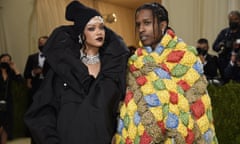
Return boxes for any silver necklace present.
[80,49,100,65]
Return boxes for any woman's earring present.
[78,34,82,44]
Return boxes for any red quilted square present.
[177,80,190,91]
[167,50,185,63]
[129,64,137,72]
[169,91,178,104]
[159,63,170,73]
[157,120,166,134]
[190,99,205,119]
[124,91,134,106]
[140,131,152,144]
[185,128,195,144]
[136,76,148,86]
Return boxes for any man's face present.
[135,9,165,48]
[228,13,240,30]
[196,43,208,55]
[38,38,48,47]
[197,43,208,51]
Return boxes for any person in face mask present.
[23,36,49,96]
[0,53,23,143]
[197,38,221,84]
[23,36,49,144]
[225,50,240,83]
[212,10,240,84]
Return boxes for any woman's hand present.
[9,61,20,75]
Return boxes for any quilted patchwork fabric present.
[115,30,218,144]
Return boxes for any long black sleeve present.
[24,70,60,144]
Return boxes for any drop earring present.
[78,34,82,44]
[162,28,165,35]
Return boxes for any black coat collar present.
[42,26,129,95]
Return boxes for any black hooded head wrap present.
[65,1,102,36]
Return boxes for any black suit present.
[203,53,220,80]
[24,52,50,94]
[24,52,49,144]
[24,53,43,95]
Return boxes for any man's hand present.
[32,67,43,75]
[26,79,32,89]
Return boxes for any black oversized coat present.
[24,26,129,144]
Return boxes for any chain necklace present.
[80,49,100,65]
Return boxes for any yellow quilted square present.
[163,79,178,93]
[120,104,127,119]
[161,34,172,47]
[169,103,180,115]
[127,99,138,116]
[128,122,137,140]
[146,71,159,82]
[180,51,197,67]
[177,121,188,137]
[156,90,170,104]
[175,41,187,50]
[201,94,212,111]
[150,107,163,121]
[137,123,145,136]
[178,94,189,112]
[141,82,155,95]
[188,116,194,130]
[182,68,200,86]
[134,55,144,69]
[150,52,163,64]
[197,114,210,134]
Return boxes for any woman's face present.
[83,16,105,49]
[135,9,166,48]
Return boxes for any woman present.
[114,3,218,144]
[24,1,129,144]
[0,53,22,143]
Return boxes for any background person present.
[224,50,240,83]
[196,38,221,84]
[212,10,240,84]
[23,36,49,144]
[0,53,23,144]
[24,36,49,102]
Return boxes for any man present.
[24,36,49,98]
[225,50,240,83]
[23,36,49,144]
[213,10,240,83]
[114,2,218,144]
[197,38,220,84]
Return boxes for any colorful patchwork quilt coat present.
[115,30,218,144]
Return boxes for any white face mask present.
[87,16,104,25]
